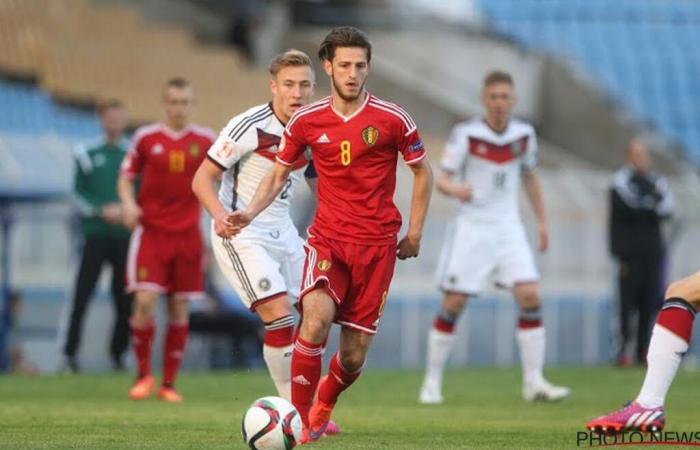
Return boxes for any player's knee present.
[665,278,699,307]
[515,284,540,309]
[519,294,540,309]
[301,315,332,341]
[338,351,365,373]
[442,292,468,314]
[133,299,154,320]
[256,297,292,323]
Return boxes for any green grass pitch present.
[0,367,698,449]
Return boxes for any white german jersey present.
[207,103,308,230]
[441,118,537,222]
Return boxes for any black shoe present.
[61,356,80,374]
[111,355,126,372]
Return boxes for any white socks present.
[516,326,546,386]
[423,328,456,388]
[636,325,688,408]
[263,343,293,401]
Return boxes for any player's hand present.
[538,224,549,253]
[452,183,473,203]
[397,234,421,260]
[227,210,253,235]
[213,211,236,238]
[121,203,142,230]
[101,203,123,224]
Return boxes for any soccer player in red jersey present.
[117,78,216,403]
[228,26,433,442]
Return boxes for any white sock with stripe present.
[636,299,696,409]
[635,325,687,409]
[516,326,546,386]
[263,315,295,401]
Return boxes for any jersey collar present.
[159,123,192,140]
[482,118,510,136]
[268,101,287,126]
[330,91,370,122]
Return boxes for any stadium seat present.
[475,0,700,160]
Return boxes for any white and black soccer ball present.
[241,396,302,450]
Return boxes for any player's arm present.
[117,136,144,230]
[398,158,434,260]
[192,159,235,238]
[117,173,140,230]
[437,123,471,202]
[654,176,674,219]
[229,162,292,232]
[435,169,472,202]
[522,168,548,253]
[72,149,98,217]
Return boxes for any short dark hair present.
[484,71,514,88]
[96,98,123,115]
[269,49,313,77]
[165,77,191,90]
[318,26,372,63]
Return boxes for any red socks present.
[131,319,155,379]
[162,322,189,388]
[318,353,363,406]
[264,315,295,347]
[433,309,458,333]
[518,307,542,329]
[291,337,323,426]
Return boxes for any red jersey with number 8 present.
[277,93,426,245]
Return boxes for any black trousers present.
[617,255,662,362]
[64,235,132,361]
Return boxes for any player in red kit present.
[117,78,215,402]
[228,27,433,442]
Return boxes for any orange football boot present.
[157,386,183,403]
[129,375,154,400]
[301,401,334,443]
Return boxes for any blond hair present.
[269,49,313,77]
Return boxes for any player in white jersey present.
[419,71,570,404]
[192,50,317,401]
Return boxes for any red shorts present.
[126,225,204,298]
[300,231,397,334]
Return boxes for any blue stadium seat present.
[0,80,99,138]
[476,0,700,162]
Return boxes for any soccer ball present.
[241,396,302,450]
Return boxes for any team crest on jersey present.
[317,260,332,272]
[217,141,234,159]
[361,126,380,147]
[189,143,200,157]
[138,267,149,280]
